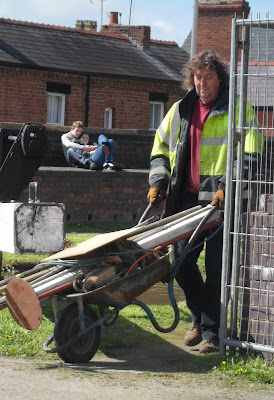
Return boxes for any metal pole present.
[229,21,250,343]
[101,0,103,26]
[190,0,199,56]
[219,18,239,355]
[129,0,133,25]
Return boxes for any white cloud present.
[151,20,173,34]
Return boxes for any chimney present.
[76,20,97,31]
[109,12,119,25]
[101,12,151,50]
[197,0,250,61]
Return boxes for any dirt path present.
[0,335,274,400]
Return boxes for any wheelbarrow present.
[0,204,223,363]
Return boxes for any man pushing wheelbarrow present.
[147,50,263,354]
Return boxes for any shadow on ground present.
[38,311,221,375]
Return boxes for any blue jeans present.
[66,135,115,168]
[91,135,114,167]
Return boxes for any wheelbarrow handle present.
[170,204,219,280]
[137,203,154,225]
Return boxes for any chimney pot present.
[109,12,119,25]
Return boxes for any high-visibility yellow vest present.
[149,90,264,206]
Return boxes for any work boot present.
[184,322,202,346]
[198,339,219,354]
[86,160,102,170]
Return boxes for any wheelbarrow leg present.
[51,295,59,322]
[76,296,86,331]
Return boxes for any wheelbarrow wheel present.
[54,303,101,363]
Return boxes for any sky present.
[0,0,274,47]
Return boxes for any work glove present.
[147,187,166,205]
[211,189,225,210]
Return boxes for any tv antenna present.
[89,0,104,26]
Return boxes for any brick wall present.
[101,25,151,50]
[0,66,182,130]
[88,77,181,129]
[240,199,274,356]
[197,0,250,61]
[18,167,164,224]
[0,66,87,125]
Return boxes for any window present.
[149,102,164,130]
[104,107,113,129]
[47,92,65,125]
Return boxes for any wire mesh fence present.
[220,17,274,359]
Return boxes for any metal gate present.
[219,16,274,358]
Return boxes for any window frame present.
[149,101,164,130]
[104,107,113,129]
[46,92,66,125]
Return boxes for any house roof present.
[150,40,189,74]
[250,25,274,62]
[182,31,192,55]
[0,18,187,83]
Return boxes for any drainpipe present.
[84,75,90,127]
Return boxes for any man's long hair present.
[182,50,229,91]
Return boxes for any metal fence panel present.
[220,17,274,358]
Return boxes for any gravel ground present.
[0,337,274,400]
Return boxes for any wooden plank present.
[43,206,201,261]
[5,278,42,330]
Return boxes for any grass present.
[0,221,274,385]
[213,354,274,384]
[0,299,273,385]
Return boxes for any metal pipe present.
[136,205,220,250]
[230,22,250,343]
[234,19,274,28]
[84,75,90,127]
[219,18,239,356]
[33,271,77,296]
[223,338,274,354]
[0,266,57,294]
[30,264,73,286]
[136,205,212,242]
[0,262,63,289]
[190,0,199,56]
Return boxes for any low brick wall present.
[240,203,274,357]
[19,167,164,224]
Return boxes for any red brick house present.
[0,13,188,130]
[196,0,250,61]
[0,1,253,131]
[0,0,257,224]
